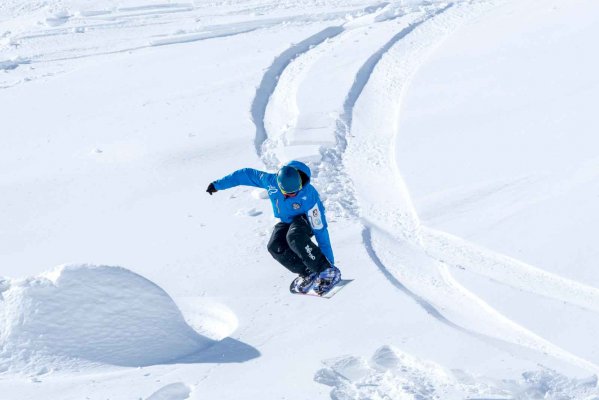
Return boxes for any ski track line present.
[256,0,483,334]
[31,21,273,64]
[361,226,465,331]
[251,25,344,156]
[343,0,599,373]
[10,4,390,71]
[364,222,599,373]
[316,4,452,219]
[360,224,595,371]
[254,3,440,220]
[422,227,599,313]
[252,2,391,160]
[254,0,599,373]
[337,4,451,141]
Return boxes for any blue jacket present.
[213,161,335,264]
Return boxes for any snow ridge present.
[254,2,393,166]
[252,25,344,157]
[0,265,213,374]
[423,227,599,313]
[320,4,450,220]
[361,227,462,330]
[339,4,451,136]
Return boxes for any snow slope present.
[2,0,599,399]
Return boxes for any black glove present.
[206,182,217,195]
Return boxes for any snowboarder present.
[206,161,341,294]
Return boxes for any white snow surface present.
[0,265,214,373]
[2,0,599,399]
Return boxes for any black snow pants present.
[267,215,331,276]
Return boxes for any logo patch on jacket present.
[292,203,301,210]
[308,204,323,229]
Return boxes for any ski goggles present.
[279,183,302,196]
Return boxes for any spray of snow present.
[316,345,599,400]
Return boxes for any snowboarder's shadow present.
[171,337,261,364]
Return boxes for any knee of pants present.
[286,227,309,250]
[267,240,284,257]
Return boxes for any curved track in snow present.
[253,0,599,374]
[251,26,344,155]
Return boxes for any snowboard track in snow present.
[251,2,393,159]
[337,3,452,136]
[344,0,599,374]
[251,25,344,155]
[361,225,588,363]
[361,226,460,329]
[255,0,599,375]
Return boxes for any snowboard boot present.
[290,272,318,294]
[314,266,341,295]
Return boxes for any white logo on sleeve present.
[308,204,324,230]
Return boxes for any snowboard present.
[290,279,353,299]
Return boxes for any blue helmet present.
[276,166,302,194]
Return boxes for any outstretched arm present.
[209,168,271,192]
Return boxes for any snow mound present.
[315,345,599,399]
[146,382,192,400]
[176,298,238,341]
[0,265,214,373]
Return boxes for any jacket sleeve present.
[306,198,335,265]
[212,168,271,191]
